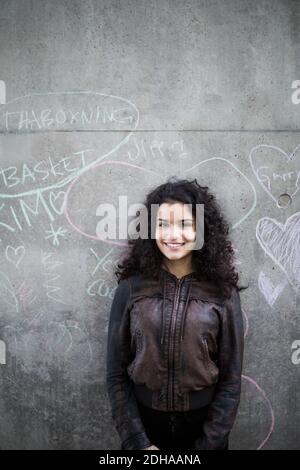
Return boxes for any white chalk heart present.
[256,212,300,288]
[249,144,300,204]
[5,245,25,268]
[49,191,66,215]
[258,272,288,306]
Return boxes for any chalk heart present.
[258,272,287,307]
[5,245,25,268]
[49,191,66,215]
[65,158,255,241]
[184,157,256,229]
[256,212,300,288]
[249,144,300,203]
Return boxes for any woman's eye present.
[158,221,192,228]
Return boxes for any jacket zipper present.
[168,277,182,410]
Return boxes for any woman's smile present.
[163,242,186,250]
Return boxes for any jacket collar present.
[160,266,197,282]
[129,269,222,304]
[128,268,223,345]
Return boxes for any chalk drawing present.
[0,188,74,236]
[123,137,188,162]
[44,224,68,246]
[87,277,116,299]
[249,144,300,205]
[3,105,135,131]
[0,191,52,234]
[64,160,161,243]
[124,136,151,161]
[240,302,274,449]
[64,320,93,366]
[2,325,45,412]
[0,271,20,312]
[0,92,139,198]
[242,375,275,450]
[5,244,25,268]
[46,320,93,367]
[27,309,47,327]
[171,140,188,160]
[183,157,257,229]
[42,272,66,304]
[256,212,300,289]
[0,203,15,236]
[41,250,66,304]
[89,247,116,277]
[0,91,140,238]
[0,339,6,364]
[16,279,37,310]
[0,88,279,447]
[87,248,119,299]
[3,318,93,379]
[258,272,288,307]
[0,80,6,104]
[1,91,139,131]
[0,152,90,192]
[49,190,67,215]
[47,321,74,354]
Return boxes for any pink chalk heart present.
[184,157,256,229]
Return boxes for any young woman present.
[106,177,248,450]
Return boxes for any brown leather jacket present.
[106,268,244,450]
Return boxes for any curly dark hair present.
[115,177,249,300]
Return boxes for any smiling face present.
[155,202,197,261]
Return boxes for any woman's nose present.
[167,225,183,240]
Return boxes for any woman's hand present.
[143,444,160,450]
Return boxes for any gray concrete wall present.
[0,0,299,449]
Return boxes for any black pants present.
[121,401,211,450]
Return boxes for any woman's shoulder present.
[115,273,164,302]
[189,279,225,306]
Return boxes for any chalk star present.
[45,224,68,246]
